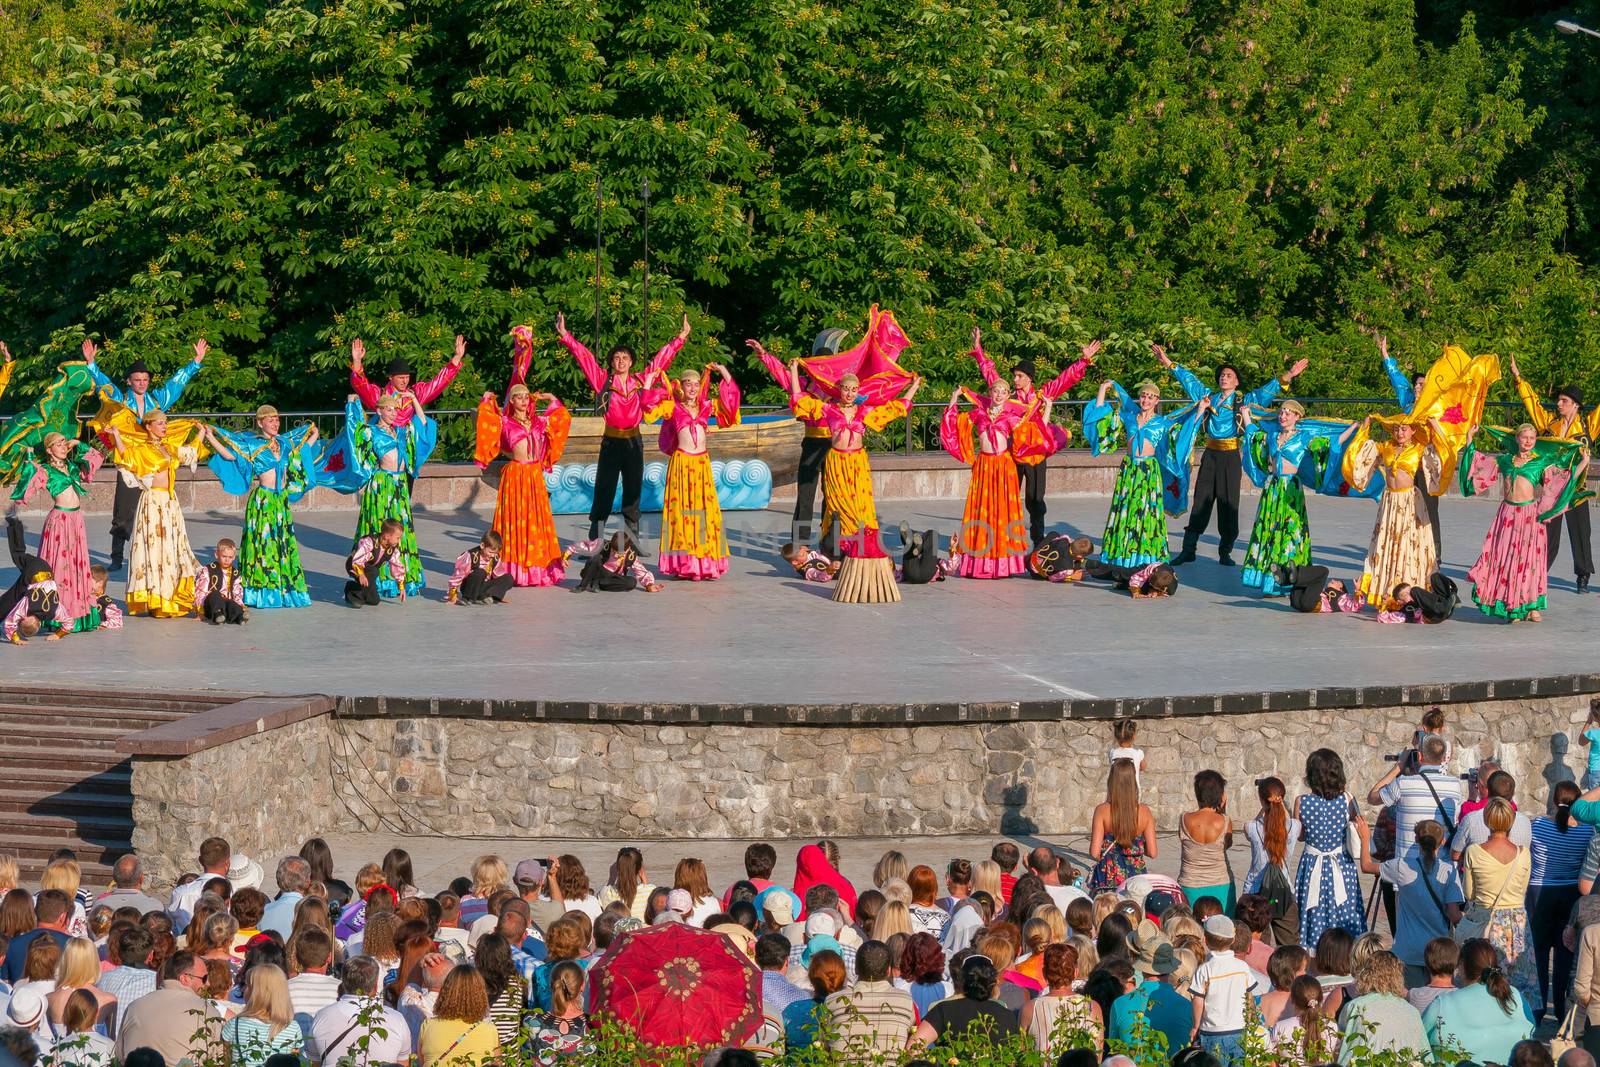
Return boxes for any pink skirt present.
[40,508,94,622]
[1467,501,1548,620]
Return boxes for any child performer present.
[1084,559,1180,599]
[781,541,838,583]
[940,381,1045,578]
[200,409,321,608]
[349,334,464,480]
[1458,423,1588,622]
[64,565,121,634]
[323,391,436,598]
[655,363,741,580]
[1508,355,1599,592]
[195,539,246,625]
[1376,574,1459,624]
[346,519,407,609]
[575,532,663,592]
[449,530,515,605]
[5,432,103,626]
[475,327,570,586]
[1237,401,1347,596]
[1,517,59,642]
[97,406,208,618]
[1277,565,1365,614]
[1027,534,1093,583]
[557,312,690,547]
[968,328,1099,546]
[1082,378,1206,568]
[785,359,921,557]
[85,338,208,570]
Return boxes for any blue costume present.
[206,424,320,608]
[1082,383,1202,567]
[1168,363,1285,563]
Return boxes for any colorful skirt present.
[956,452,1028,578]
[1101,456,1168,568]
[126,489,200,618]
[1476,905,1544,1016]
[240,486,311,608]
[1242,476,1311,596]
[820,448,882,557]
[355,470,423,597]
[1088,839,1148,894]
[38,507,94,622]
[1358,488,1436,606]
[1466,501,1547,620]
[659,451,729,580]
[493,461,565,586]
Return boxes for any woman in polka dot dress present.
[1294,748,1367,946]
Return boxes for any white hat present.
[7,984,47,1029]
[804,911,837,938]
[1203,914,1236,940]
[227,853,264,891]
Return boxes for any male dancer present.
[969,328,1098,546]
[1,517,58,642]
[86,338,208,570]
[350,334,465,479]
[749,329,847,550]
[1509,355,1597,593]
[1378,334,1442,555]
[558,312,689,548]
[1155,343,1309,565]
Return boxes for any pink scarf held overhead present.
[792,844,858,921]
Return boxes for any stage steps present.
[0,688,228,884]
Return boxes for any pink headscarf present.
[792,844,857,921]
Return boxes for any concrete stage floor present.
[4,493,1595,702]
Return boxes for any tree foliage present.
[0,0,1596,417]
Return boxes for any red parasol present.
[588,923,763,1049]
[798,305,914,405]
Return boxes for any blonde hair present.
[1353,951,1407,999]
[471,855,510,898]
[1035,904,1067,946]
[57,937,101,988]
[1068,934,1098,975]
[353,864,385,897]
[873,851,909,889]
[1351,932,1392,972]
[972,861,1002,901]
[1484,797,1516,835]
[1022,917,1053,956]
[1092,892,1120,931]
[872,901,913,942]
[879,879,911,907]
[1164,915,1204,945]
[242,963,294,1036]
[0,856,16,894]
[199,913,239,956]
[975,931,1016,972]
[42,858,81,900]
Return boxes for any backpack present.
[1259,862,1294,920]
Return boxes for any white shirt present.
[287,972,342,1032]
[563,895,602,921]
[1450,809,1533,856]
[466,914,498,948]
[1190,950,1253,1032]
[1378,769,1465,858]
[1110,746,1146,786]
[688,897,720,928]
[396,986,438,1047]
[1043,883,1089,912]
[168,875,229,933]
[48,1031,112,1066]
[306,995,412,1066]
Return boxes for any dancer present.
[200,410,321,608]
[64,566,120,634]
[5,432,103,626]
[474,327,570,586]
[1082,378,1205,568]
[940,382,1045,577]
[195,539,246,625]
[0,346,98,486]
[969,328,1098,545]
[1459,423,1588,622]
[574,531,663,592]
[349,335,464,476]
[655,363,741,580]
[97,405,208,618]
[86,338,208,571]
[557,312,689,546]
[0,342,13,400]
[1237,402,1347,596]
[782,541,837,583]
[750,331,846,549]
[1277,565,1364,614]
[1083,560,1180,599]
[1028,534,1093,583]
[345,520,407,609]
[1377,574,1459,624]
[1509,357,1598,592]
[1378,335,1442,554]
[322,392,436,598]
[1341,414,1450,607]
[1,517,58,642]
[1156,344,1309,565]
[448,531,515,605]
[785,358,921,557]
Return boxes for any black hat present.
[810,328,848,357]
[385,357,416,380]
[1014,357,1036,381]
[1557,385,1584,408]
[125,361,151,378]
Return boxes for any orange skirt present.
[957,452,1029,577]
[493,461,565,586]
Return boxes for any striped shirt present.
[1530,816,1595,886]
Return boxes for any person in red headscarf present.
[792,843,858,921]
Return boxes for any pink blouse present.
[560,332,684,431]
[501,403,564,465]
[941,395,1029,462]
[657,380,741,456]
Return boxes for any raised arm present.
[1039,340,1099,400]
[150,338,207,411]
[349,340,380,408]
[1510,357,1554,432]
[1159,346,1207,403]
[643,316,691,378]
[412,335,466,405]
[199,425,236,462]
[556,313,607,395]
[1379,336,1416,410]
[970,327,1001,389]
[748,339,794,391]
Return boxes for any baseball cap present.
[804,911,837,938]
[1144,890,1181,921]
[666,889,694,914]
[513,859,546,886]
[1203,915,1236,940]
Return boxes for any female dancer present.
[1238,401,1343,595]
[1340,415,1449,607]
[786,359,920,556]
[1509,356,1598,592]
[97,406,208,617]
[4,432,103,625]
[200,409,320,608]
[324,391,436,598]
[0,341,13,399]
[1459,423,1587,622]
[940,382,1046,577]
[474,332,570,587]
[1083,379,1205,567]
[655,364,740,580]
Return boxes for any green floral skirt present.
[1242,476,1311,596]
[1102,456,1168,567]
[242,486,311,608]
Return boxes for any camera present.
[1460,767,1479,786]
[1384,749,1422,775]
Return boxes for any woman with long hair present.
[1422,937,1533,1063]
[5,431,105,625]
[297,838,351,911]
[1019,942,1101,1055]
[1458,797,1544,1016]
[1178,769,1236,911]
[597,848,653,922]
[1527,779,1593,1020]
[940,376,1048,577]
[381,848,417,901]
[873,850,908,890]
[221,963,303,1066]
[285,896,342,974]
[673,858,719,927]
[871,901,913,943]
[654,362,740,579]
[1244,775,1302,945]
[550,856,601,921]
[1089,758,1157,893]
[781,950,848,1051]
[386,930,436,1009]
[0,889,35,938]
[419,964,500,1067]
[1341,413,1452,607]
[473,933,528,1045]
[45,938,115,1028]
[49,988,114,1067]
[458,856,511,927]
[524,959,591,1062]
[532,917,590,1012]
[1268,974,1339,1065]
[1294,748,1366,946]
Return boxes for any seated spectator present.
[912,955,1020,1047]
[1337,951,1427,1064]
[221,963,302,1067]
[1258,944,1309,1028]
[824,940,915,1056]
[46,938,114,1031]
[397,953,453,1047]
[1423,937,1534,1064]
[523,960,589,1061]
[308,955,412,1066]
[1020,943,1100,1056]
[48,988,113,1067]
[2,890,71,985]
[1268,974,1339,1066]
[113,951,222,1066]
[781,950,846,1051]
[96,857,165,918]
[1109,940,1189,1055]
[905,867,948,939]
[96,924,157,1030]
[1407,937,1458,1015]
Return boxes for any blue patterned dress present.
[1295,793,1366,946]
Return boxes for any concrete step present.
[0,750,132,773]
[0,788,133,817]
[0,810,135,839]
[0,722,134,750]
[2,765,133,794]
[0,703,188,727]
[5,832,130,869]
[0,688,232,712]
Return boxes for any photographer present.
[1368,733,1464,929]
[1450,771,1531,862]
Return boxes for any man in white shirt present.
[97,856,166,917]
[286,928,342,1034]
[167,837,232,934]
[1027,846,1089,911]
[1450,771,1533,860]
[261,856,312,939]
[306,956,412,1066]
[396,954,452,1046]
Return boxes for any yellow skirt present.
[659,451,728,579]
[958,452,1029,578]
[820,448,879,548]
[126,489,200,618]
[1358,488,1438,606]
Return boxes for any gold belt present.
[602,425,641,439]
[1205,438,1240,452]
[804,425,832,439]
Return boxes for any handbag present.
[1453,854,1516,945]
[1553,1000,1587,1060]
[1343,794,1362,860]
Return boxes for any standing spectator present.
[1575,900,1600,1059]
[1451,771,1533,860]
[1368,734,1463,929]
[1179,771,1236,911]
[221,963,302,1066]
[259,857,311,940]
[1423,938,1534,1063]
[1243,776,1301,946]
[458,856,510,927]
[755,934,809,1016]
[169,837,232,934]
[722,844,779,911]
[96,857,164,917]
[418,964,499,1067]
[307,955,413,1066]
[793,845,857,921]
[911,956,1020,1047]
[1109,719,1146,785]
[1528,781,1593,1021]
[1019,943,1100,1056]
[285,927,340,1032]
[825,940,915,1056]
[904,867,948,938]
[1354,817,1462,988]
[597,848,653,921]
[548,856,602,922]
[1335,951,1427,1065]
[523,960,589,1062]
[1461,797,1543,1016]
[1089,759,1157,893]
[2,890,71,984]
[1295,749,1366,947]
[1406,938,1459,1014]
[113,951,222,1066]
[673,859,720,927]
[1188,915,1252,1063]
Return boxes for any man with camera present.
[1368,733,1464,929]
[1449,770,1532,862]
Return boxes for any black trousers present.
[110,478,142,562]
[1529,882,1580,1019]
[590,434,643,540]
[1016,459,1047,545]
[1422,489,1442,558]
[1181,447,1242,558]
[793,436,831,544]
[1548,505,1594,579]
[460,570,515,603]
[202,592,244,624]
[1286,564,1330,613]
[344,577,381,607]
